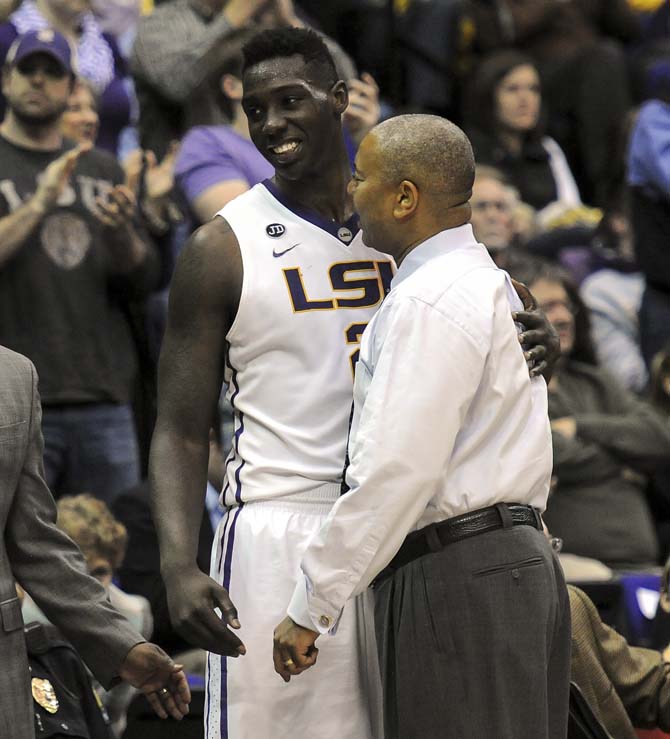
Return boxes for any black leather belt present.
[373,503,542,587]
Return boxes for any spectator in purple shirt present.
[0,0,131,154]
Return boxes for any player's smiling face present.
[242,55,347,181]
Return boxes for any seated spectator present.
[512,257,670,568]
[57,494,153,636]
[23,493,153,637]
[466,50,582,216]
[580,210,648,394]
[470,164,522,269]
[175,27,380,224]
[0,0,132,154]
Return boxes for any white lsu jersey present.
[216,181,393,507]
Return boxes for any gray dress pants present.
[374,523,571,739]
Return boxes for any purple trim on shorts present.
[216,508,232,592]
[207,507,231,738]
[205,652,212,733]
[220,505,243,739]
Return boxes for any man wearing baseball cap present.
[5,27,76,78]
[0,27,160,506]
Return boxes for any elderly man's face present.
[470,176,514,251]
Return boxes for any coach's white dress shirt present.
[287,224,552,634]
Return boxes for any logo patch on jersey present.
[266,223,286,238]
[273,243,300,258]
[337,227,353,243]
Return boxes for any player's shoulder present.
[172,216,241,310]
[188,215,240,258]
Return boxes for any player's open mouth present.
[270,140,300,154]
[269,140,303,163]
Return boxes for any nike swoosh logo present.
[272,243,300,258]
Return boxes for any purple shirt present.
[175,125,273,213]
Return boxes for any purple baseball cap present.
[6,29,76,75]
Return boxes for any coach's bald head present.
[374,114,474,206]
[349,114,475,264]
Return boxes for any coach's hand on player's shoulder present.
[164,568,246,657]
[511,278,561,380]
[273,616,319,683]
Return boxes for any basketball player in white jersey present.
[149,28,559,739]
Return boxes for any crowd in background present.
[3,0,670,736]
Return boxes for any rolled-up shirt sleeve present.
[287,296,487,633]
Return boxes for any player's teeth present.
[274,142,298,154]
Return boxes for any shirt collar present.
[392,223,477,288]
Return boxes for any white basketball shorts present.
[205,485,383,739]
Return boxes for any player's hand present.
[32,143,92,212]
[272,616,319,683]
[344,73,381,145]
[164,568,246,657]
[511,278,560,380]
[95,185,136,230]
[119,642,191,720]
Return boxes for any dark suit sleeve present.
[5,360,144,689]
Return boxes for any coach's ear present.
[331,80,348,115]
[393,180,419,222]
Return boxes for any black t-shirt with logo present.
[0,135,158,405]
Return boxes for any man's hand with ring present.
[273,616,319,683]
[118,642,191,719]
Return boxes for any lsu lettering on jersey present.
[217,180,393,507]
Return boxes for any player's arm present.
[149,217,245,657]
